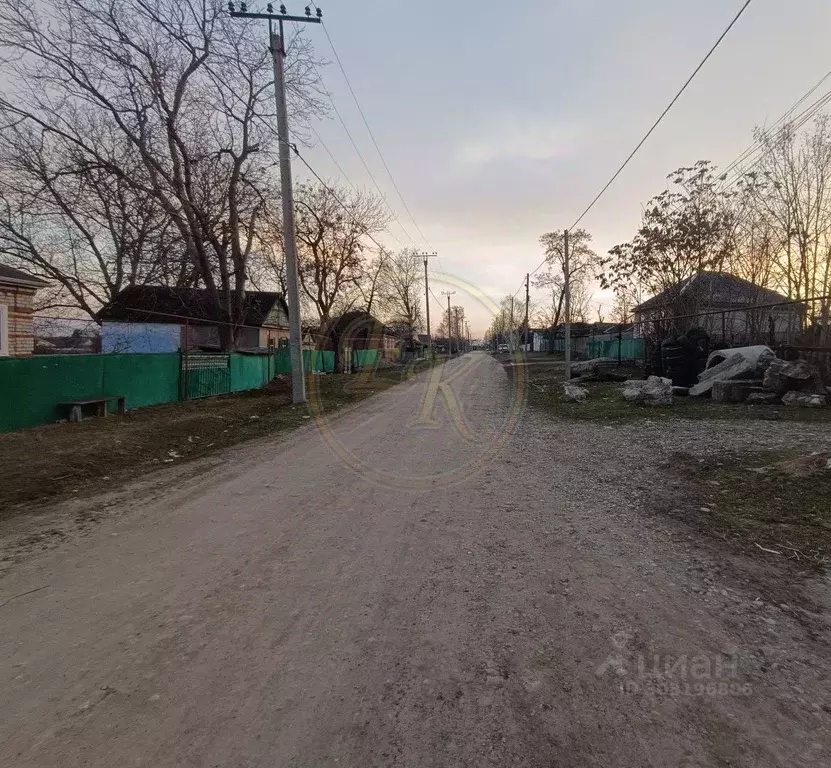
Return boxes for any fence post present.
[182,319,190,401]
[618,327,623,367]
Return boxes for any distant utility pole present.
[229,2,323,405]
[510,295,515,351]
[524,272,530,352]
[564,228,571,381]
[442,290,456,355]
[416,253,437,358]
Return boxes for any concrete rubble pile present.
[686,345,827,408]
[562,382,589,402]
[622,376,673,406]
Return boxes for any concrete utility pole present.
[416,253,437,359]
[442,290,456,355]
[564,228,571,381]
[510,295,514,351]
[524,272,530,352]
[230,2,322,405]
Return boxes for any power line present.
[720,67,831,181]
[720,83,831,188]
[306,124,404,247]
[287,17,415,246]
[568,0,754,231]
[313,9,435,253]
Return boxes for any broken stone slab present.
[763,358,825,395]
[562,382,588,402]
[711,379,763,403]
[689,353,757,397]
[746,392,780,405]
[570,357,618,377]
[704,345,775,374]
[782,391,827,408]
[623,375,673,406]
[672,386,689,397]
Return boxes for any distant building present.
[97,285,289,353]
[0,265,47,357]
[633,272,804,344]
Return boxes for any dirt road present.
[1,353,828,767]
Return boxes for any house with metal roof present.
[96,285,289,353]
[632,272,804,345]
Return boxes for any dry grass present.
[668,451,831,571]
[0,359,436,514]
[507,354,831,425]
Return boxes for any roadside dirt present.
[0,362,430,513]
[0,353,828,767]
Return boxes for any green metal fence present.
[0,346,385,432]
[587,337,645,361]
[0,353,181,432]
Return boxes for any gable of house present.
[634,272,796,316]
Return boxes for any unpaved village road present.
[1,353,829,767]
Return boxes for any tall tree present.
[535,228,599,326]
[748,116,831,319]
[292,181,390,324]
[0,0,324,345]
[603,161,736,319]
[378,248,423,345]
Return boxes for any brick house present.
[0,265,47,357]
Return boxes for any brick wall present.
[0,284,37,357]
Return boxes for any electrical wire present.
[511,0,755,298]
[567,0,754,231]
[720,84,831,188]
[720,67,831,182]
[320,22,434,250]
[308,1,437,264]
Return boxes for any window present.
[0,303,8,356]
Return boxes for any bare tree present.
[293,181,390,324]
[603,162,737,322]
[355,251,388,316]
[610,280,644,324]
[0,0,325,345]
[748,117,831,319]
[0,125,193,316]
[535,228,599,326]
[377,248,423,344]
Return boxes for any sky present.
[295,0,831,336]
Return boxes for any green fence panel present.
[352,348,379,369]
[274,348,291,374]
[587,338,645,360]
[0,355,105,431]
[230,353,271,392]
[103,354,181,409]
[274,349,336,374]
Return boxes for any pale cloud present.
[299,0,831,336]
[456,117,588,165]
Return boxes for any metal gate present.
[181,353,231,400]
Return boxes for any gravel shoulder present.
[0,352,828,767]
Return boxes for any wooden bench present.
[58,396,126,423]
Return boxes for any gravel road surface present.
[1,352,828,767]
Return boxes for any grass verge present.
[509,355,831,425]
[0,357,439,514]
[668,451,831,571]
